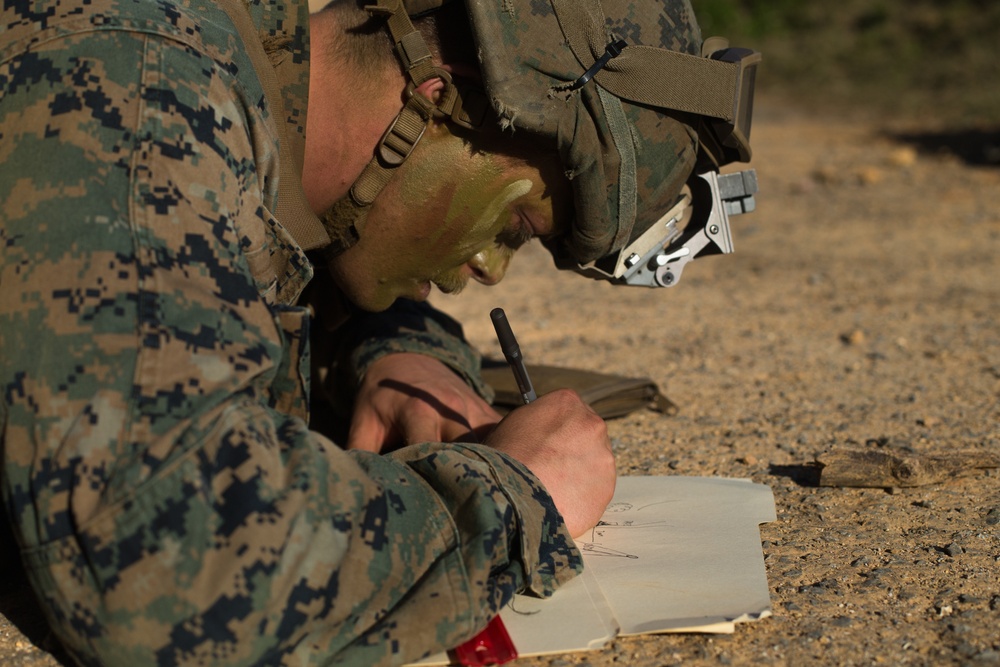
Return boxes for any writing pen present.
[448,309,534,666]
[490,307,536,404]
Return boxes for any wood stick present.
[816,447,1000,488]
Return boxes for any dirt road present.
[3,100,999,666]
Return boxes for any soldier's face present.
[328,122,570,312]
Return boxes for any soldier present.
[0,0,752,664]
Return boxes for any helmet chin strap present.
[321,0,488,258]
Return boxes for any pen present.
[490,307,536,404]
[449,308,533,666]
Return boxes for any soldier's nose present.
[468,248,510,286]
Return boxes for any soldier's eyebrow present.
[495,222,533,249]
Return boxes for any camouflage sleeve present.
[303,274,494,439]
[344,442,583,662]
[0,21,579,667]
[344,297,495,399]
[303,273,494,405]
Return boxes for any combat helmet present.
[327,0,760,287]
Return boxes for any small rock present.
[831,616,853,628]
[935,603,954,617]
[943,543,964,557]
[841,329,866,346]
[851,556,872,567]
[887,146,918,168]
[985,508,1000,526]
[856,166,885,186]
[956,641,979,658]
[811,165,840,185]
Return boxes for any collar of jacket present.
[219,0,331,252]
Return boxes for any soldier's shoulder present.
[1,0,241,63]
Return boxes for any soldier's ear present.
[411,77,446,104]
[410,62,482,105]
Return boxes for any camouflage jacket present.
[0,0,582,664]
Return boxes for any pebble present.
[957,641,979,658]
[944,543,964,557]
[811,165,840,185]
[936,603,954,617]
[856,166,885,186]
[985,508,1000,526]
[887,146,918,168]
[862,568,890,588]
[841,329,866,346]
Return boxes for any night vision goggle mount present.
[574,168,758,288]
[569,37,761,288]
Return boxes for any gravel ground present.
[3,100,999,666]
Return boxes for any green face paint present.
[327,123,569,312]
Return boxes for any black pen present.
[490,307,536,404]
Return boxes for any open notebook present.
[411,476,776,664]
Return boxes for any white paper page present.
[581,476,776,635]
[496,564,617,656]
[408,476,775,665]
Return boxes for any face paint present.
[424,178,532,292]
[326,122,569,312]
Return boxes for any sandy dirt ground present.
[2,99,999,665]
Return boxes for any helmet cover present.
[441,0,703,264]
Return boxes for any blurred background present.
[691,0,1000,128]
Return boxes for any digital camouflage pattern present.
[463,0,703,265]
[0,0,581,664]
[461,0,702,265]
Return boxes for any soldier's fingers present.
[398,408,444,446]
[431,401,496,443]
[345,411,391,452]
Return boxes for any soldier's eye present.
[495,220,533,250]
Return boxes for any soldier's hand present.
[484,389,616,538]
[346,353,502,452]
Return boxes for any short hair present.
[320,0,478,83]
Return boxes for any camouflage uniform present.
[0,0,581,664]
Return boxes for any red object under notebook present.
[451,615,518,666]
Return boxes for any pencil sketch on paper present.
[579,498,678,559]
[578,542,639,559]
